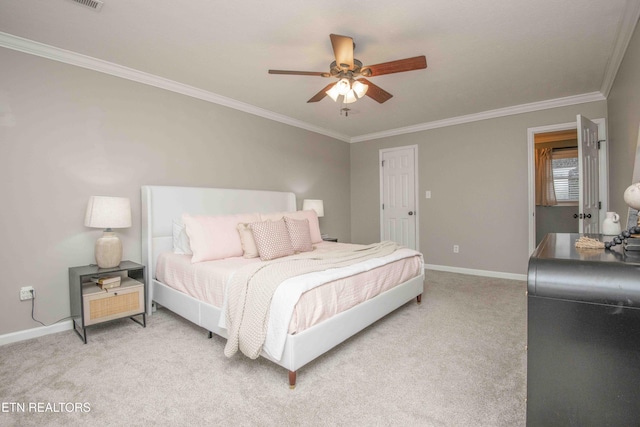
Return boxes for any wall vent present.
[70,0,104,11]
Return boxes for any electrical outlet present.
[453,245,459,253]
[20,286,34,301]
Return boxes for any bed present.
[141,185,425,388]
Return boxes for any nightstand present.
[322,236,338,242]
[69,261,146,343]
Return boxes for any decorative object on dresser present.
[625,126,640,231]
[69,261,146,343]
[601,211,622,236]
[84,196,132,268]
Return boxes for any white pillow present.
[172,220,192,255]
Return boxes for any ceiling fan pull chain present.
[339,98,350,117]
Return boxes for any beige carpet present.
[0,270,527,426]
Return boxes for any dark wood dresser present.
[527,233,640,426]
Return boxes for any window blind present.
[552,149,578,201]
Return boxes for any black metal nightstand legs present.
[72,319,88,344]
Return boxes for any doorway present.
[527,118,608,254]
[533,129,580,246]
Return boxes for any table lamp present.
[84,196,132,268]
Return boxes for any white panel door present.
[381,147,417,249]
[578,114,600,233]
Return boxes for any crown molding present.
[600,0,640,98]
[0,32,351,143]
[0,30,620,145]
[349,91,606,143]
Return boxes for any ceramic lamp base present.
[95,231,122,268]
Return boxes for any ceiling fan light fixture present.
[336,78,351,96]
[326,84,341,102]
[352,80,368,98]
[343,90,358,104]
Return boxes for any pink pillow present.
[250,218,295,261]
[284,217,313,253]
[260,210,322,243]
[183,212,260,263]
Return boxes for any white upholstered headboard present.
[141,185,296,291]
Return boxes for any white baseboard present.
[0,320,73,346]
[424,264,527,282]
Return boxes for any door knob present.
[408,211,414,215]
[573,214,579,219]
[586,214,592,219]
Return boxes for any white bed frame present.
[141,185,424,388]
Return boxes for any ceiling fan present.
[268,34,427,105]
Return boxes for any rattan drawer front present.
[83,284,144,326]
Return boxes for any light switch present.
[425,191,431,199]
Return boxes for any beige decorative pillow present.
[236,223,259,258]
[250,218,295,261]
[284,216,313,253]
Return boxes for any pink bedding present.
[155,242,423,334]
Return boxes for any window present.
[552,148,578,202]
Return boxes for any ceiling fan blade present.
[269,70,330,77]
[329,34,354,70]
[362,56,427,77]
[358,78,393,103]
[307,83,337,103]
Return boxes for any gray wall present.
[608,21,640,221]
[350,102,607,275]
[0,48,350,335]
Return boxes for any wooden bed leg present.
[288,371,297,390]
[208,331,213,339]
[416,294,422,304]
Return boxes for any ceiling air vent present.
[70,0,104,11]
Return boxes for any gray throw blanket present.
[224,241,400,359]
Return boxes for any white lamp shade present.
[336,78,350,95]
[302,199,324,217]
[343,90,358,104]
[84,196,132,229]
[326,84,340,102]
[352,80,368,98]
